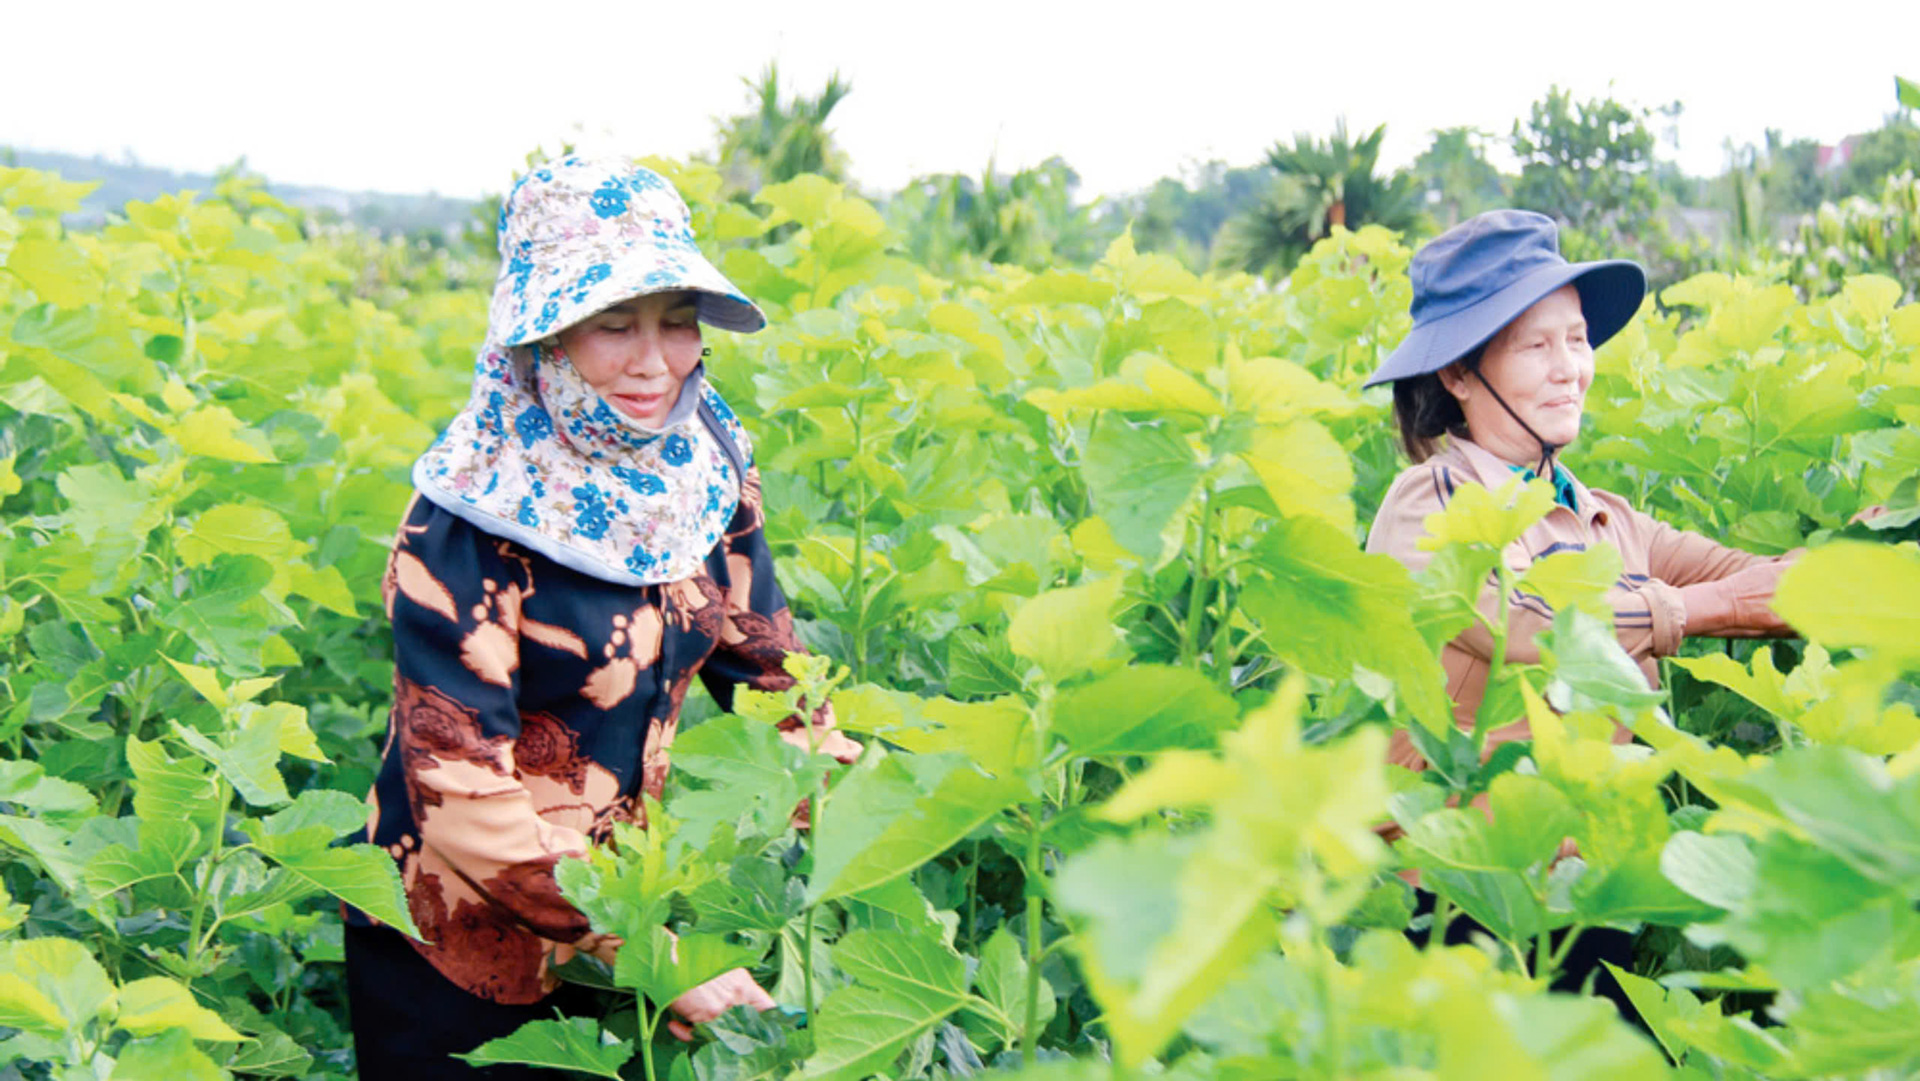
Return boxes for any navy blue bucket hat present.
[1362,210,1646,388]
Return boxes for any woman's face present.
[1439,284,1593,465]
[555,291,703,427]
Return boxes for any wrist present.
[1678,581,1732,636]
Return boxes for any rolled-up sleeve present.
[1625,577,1690,660]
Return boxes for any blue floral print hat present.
[488,156,765,346]
[410,157,761,587]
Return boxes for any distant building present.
[1816,136,1859,174]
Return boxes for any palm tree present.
[713,64,853,194]
[888,157,1116,271]
[1215,120,1425,278]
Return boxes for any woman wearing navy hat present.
[1364,209,1797,773]
[343,157,859,1077]
[1363,210,1799,1015]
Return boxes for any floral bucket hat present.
[488,156,766,347]
[410,156,764,586]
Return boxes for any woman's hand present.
[778,713,862,830]
[667,967,777,1041]
[778,722,862,764]
[577,932,623,966]
[1680,560,1796,637]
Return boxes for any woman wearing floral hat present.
[343,157,859,1076]
[1361,209,1799,1011]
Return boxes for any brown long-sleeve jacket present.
[1364,436,1783,772]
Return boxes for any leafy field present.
[5,159,1920,1080]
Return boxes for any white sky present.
[8,0,1917,201]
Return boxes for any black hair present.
[1390,346,1483,463]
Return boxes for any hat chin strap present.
[1470,368,1561,479]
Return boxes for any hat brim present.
[1362,259,1645,388]
[490,243,767,348]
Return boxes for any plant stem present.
[1429,892,1455,951]
[1545,922,1588,977]
[638,998,658,1081]
[1209,571,1236,688]
[1022,818,1044,1067]
[1035,934,1077,963]
[967,838,981,943]
[1021,691,1053,1066]
[182,775,231,993]
[849,352,871,683]
[1073,413,1100,520]
[175,260,198,375]
[1502,935,1531,977]
[851,477,869,683]
[1179,490,1215,670]
[70,1033,95,1072]
[801,894,817,1023]
[803,713,826,1020]
[1474,560,1515,748]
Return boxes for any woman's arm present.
[385,502,605,949]
[1638,511,1796,637]
[1674,562,1794,637]
[1366,467,1687,667]
[699,466,859,762]
[1643,513,1786,588]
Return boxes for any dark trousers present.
[345,922,612,1080]
[1405,889,1642,1027]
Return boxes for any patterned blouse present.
[350,466,806,1003]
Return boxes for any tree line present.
[705,65,1920,288]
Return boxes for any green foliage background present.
[3,144,1920,1081]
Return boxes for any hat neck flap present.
[411,341,749,587]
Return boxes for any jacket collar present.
[1439,435,1604,526]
